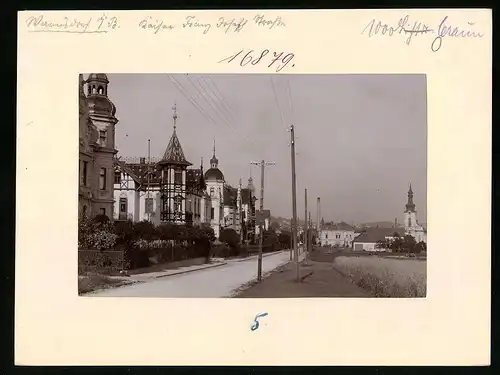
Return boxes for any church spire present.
[210,136,219,168]
[405,182,416,213]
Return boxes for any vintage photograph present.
[78,73,427,298]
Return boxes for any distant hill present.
[359,221,397,228]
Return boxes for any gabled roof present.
[323,221,355,231]
[159,129,192,166]
[114,159,142,184]
[353,228,405,244]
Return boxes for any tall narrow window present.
[82,161,88,186]
[99,168,106,190]
[174,169,183,184]
[99,130,107,147]
[408,217,412,227]
[100,208,106,216]
[211,207,215,220]
[210,187,214,197]
[145,198,154,214]
[114,171,121,184]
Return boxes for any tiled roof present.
[323,221,355,231]
[353,228,405,244]
[159,130,192,166]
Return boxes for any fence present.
[78,249,125,275]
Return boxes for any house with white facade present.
[352,227,405,251]
[319,221,357,247]
[352,183,427,251]
[113,107,257,240]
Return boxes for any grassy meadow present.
[333,256,426,298]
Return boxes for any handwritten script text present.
[25,14,119,34]
[361,15,484,52]
[251,312,268,331]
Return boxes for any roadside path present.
[91,251,291,298]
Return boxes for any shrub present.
[134,220,158,241]
[219,228,240,248]
[78,215,117,250]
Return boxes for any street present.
[91,251,292,298]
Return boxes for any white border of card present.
[16,9,491,365]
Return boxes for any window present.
[145,198,154,214]
[82,161,88,186]
[114,171,121,184]
[119,198,127,213]
[82,205,87,217]
[325,234,328,239]
[174,169,183,184]
[99,168,106,190]
[408,217,412,227]
[97,86,104,94]
[210,187,214,197]
[211,207,215,220]
[174,196,182,213]
[100,208,106,216]
[99,130,107,147]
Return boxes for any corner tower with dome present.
[204,139,225,237]
[78,73,119,220]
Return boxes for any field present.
[333,255,426,297]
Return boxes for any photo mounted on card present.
[78,73,427,299]
[17,9,491,366]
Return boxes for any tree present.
[270,221,280,232]
[414,241,426,254]
[278,231,292,249]
[401,235,417,254]
[375,239,390,251]
[219,228,240,248]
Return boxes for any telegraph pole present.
[250,160,275,282]
[289,125,299,281]
[308,212,312,256]
[304,188,308,262]
[147,139,151,222]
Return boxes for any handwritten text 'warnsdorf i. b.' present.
[138,14,285,35]
[25,14,119,33]
[361,15,484,52]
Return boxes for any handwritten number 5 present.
[251,312,268,331]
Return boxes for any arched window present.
[97,86,104,94]
[408,217,412,227]
[92,85,97,94]
[210,187,214,197]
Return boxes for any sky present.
[100,73,427,224]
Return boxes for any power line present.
[203,76,237,124]
[184,74,231,128]
[168,75,219,127]
[270,76,285,128]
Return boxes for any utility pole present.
[289,125,299,281]
[317,197,321,244]
[238,178,244,245]
[250,160,275,282]
[308,212,312,256]
[304,188,308,262]
[147,139,151,222]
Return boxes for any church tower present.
[158,104,192,224]
[404,183,417,230]
[85,73,118,220]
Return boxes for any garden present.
[78,214,294,275]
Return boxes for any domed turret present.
[204,137,224,181]
[86,73,117,118]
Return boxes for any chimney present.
[140,157,145,164]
